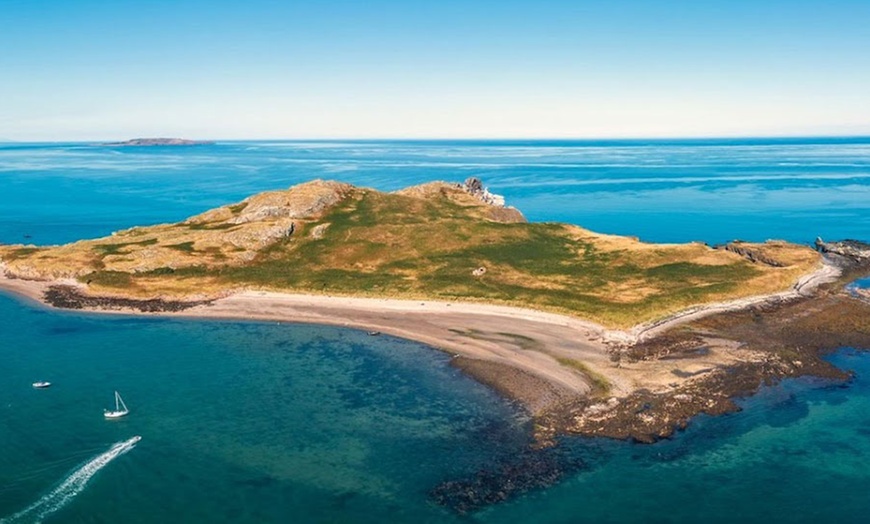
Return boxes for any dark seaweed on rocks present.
[429,448,585,514]
[44,285,212,312]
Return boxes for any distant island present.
[1,177,868,446]
[104,138,214,146]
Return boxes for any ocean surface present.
[1,138,870,246]
[1,139,869,522]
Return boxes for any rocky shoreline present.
[427,249,870,512]
[43,284,213,312]
[533,243,870,444]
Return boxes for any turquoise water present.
[2,294,869,523]
[1,139,870,522]
[0,294,529,523]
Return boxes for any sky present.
[1,0,869,140]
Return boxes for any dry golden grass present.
[0,180,822,328]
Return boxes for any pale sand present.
[0,258,841,414]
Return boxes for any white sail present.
[115,391,128,412]
[105,391,129,419]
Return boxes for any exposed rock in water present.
[815,238,870,263]
[44,285,212,312]
[429,448,585,514]
[718,241,785,267]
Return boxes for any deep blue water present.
[1,139,870,522]
[1,138,869,246]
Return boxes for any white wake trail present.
[1,436,141,524]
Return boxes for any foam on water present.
[1,436,141,524]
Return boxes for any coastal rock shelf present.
[43,284,212,312]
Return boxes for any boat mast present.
[115,391,128,412]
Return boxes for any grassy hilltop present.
[0,179,820,328]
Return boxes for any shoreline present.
[0,256,850,443]
[0,275,604,414]
[629,259,842,342]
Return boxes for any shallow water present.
[1,139,870,522]
[0,293,529,523]
[2,293,869,523]
[484,350,870,523]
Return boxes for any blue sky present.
[1,0,868,140]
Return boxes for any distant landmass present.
[104,138,214,146]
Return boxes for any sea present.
[1,138,869,523]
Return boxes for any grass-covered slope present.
[0,179,820,327]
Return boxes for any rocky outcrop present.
[719,241,785,267]
[187,180,351,225]
[396,179,527,223]
[430,447,584,514]
[485,206,526,224]
[309,223,330,239]
[815,237,870,263]
[461,177,505,207]
[460,177,527,223]
[44,285,212,311]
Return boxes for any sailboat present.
[104,391,130,419]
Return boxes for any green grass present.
[93,238,158,255]
[11,183,805,329]
[554,357,612,396]
[186,222,236,231]
[165,241,196,253]
[4,247,43,260]
[192,190,770,326]
[143,266,209,278]
[78,270,134,288]
[228,202,248,214]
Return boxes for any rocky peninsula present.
[1,178,868,450]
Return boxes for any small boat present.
[104,391,130,419]
[367,331,381,336]
[32,381,52,389]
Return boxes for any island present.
[1,178,869,449]
[103,138,214,146]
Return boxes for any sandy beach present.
[0,258,843,420]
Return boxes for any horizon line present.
[4,134,870,144]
